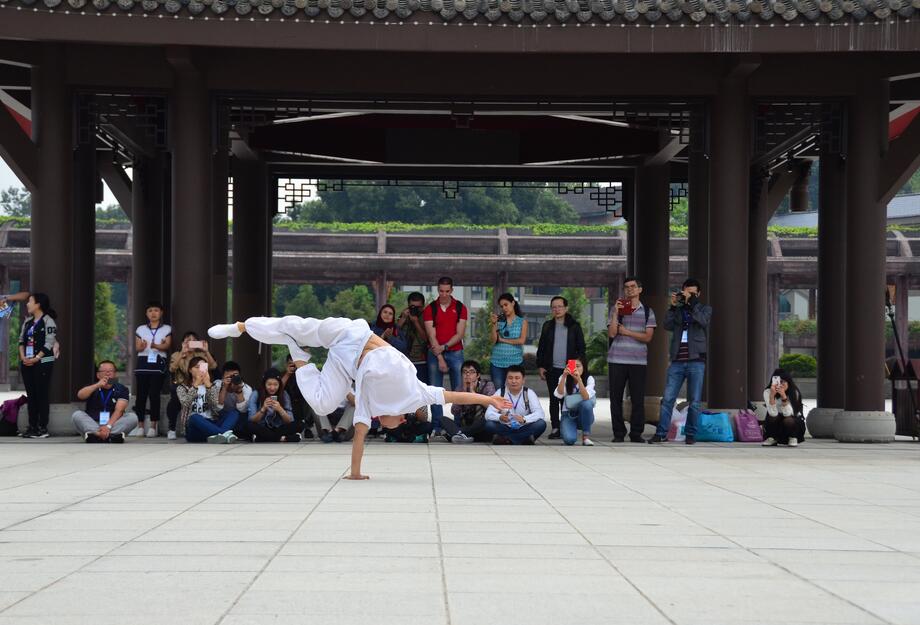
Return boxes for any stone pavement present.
[0,406,919,625]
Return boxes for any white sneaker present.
[145,427,157,438]
[582,437,595,446]
[451,433,474,444]
[788,437,799,447]
[167,430,177,441]
[762,437,778,447]
[128,426,145,437]
[207,323,242,339]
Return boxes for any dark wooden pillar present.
[624,176,636,278]
[708,76,751,409]
[836,80,895,442]
[767,275,780,376]
[210,149,229,365]
[30,46,73,402]
[231,157,272,382]
[634,164,671,399]
[747,169,770,401]
[170,63,213,344]
[688,135,710,295]
[72,120,97,386]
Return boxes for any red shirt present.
[422,297,467,352]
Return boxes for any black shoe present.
[548,429,561,439]
[521,436,535,445]
[37,428,50,439]
[21,428,36,438]
[492,436,511,445]
[685,436,696,445]
[629,434,645,443]
[284,433,302,443]
[331,429,342,443]
[108,433,125,444]
[612,436,625,443]
[85,432,104,443]
[647,435,665,444]
[302,429,314,440]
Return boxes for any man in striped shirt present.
[607,277,656,443]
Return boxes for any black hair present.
[29,292,57,319]
[498,293,523,317]
[565,355,591,396]
[258,368,284,404]
[187,356,206,376]
[407,291,425,304]
[222,361,241,374]
[461,360,481,374]
[682,278,702,291]
[506,364,526,377]
[764,368,804,418]
[182,331,200,341]
[624,276,642,288]
[145,301,164,312]
[96,360,117,371]
[437,277,454,287]
[374,304,398,331]
[550,295,568,307]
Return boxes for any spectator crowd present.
[1,276,806,448]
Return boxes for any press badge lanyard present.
[25,322,36,358]
[146,324,161,363]
[98,388,114,425]
[509,392,522,413]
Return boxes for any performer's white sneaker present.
[208,323,242,339]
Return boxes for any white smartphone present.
[771,375,781,388]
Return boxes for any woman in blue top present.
[370,304,409,355]
[489,293,528,390]
[247,368,300,442]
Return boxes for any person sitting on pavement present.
[484,364,547,445]
[553,355,597,446]
[441,360,495,443]
[72,360,139,443]
[178,356,237,444]
[762,368,806,447]
[247,368,301,442]
[384,406,434,443]
[213,360,253,438]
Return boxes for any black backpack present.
[429,300,465,331]
[498,386,532,414]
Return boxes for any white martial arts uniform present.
[242,316,445,428]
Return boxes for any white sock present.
[208,323,242,339]
[289,344,311,363]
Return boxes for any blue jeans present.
[427,349,464,429]
[490,365,509,391]
[413,362,429,385]
[485,419,547,444]
[561,399,596,446]
[185,409,240,443]
[656,361,706,438]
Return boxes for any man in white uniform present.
[209,316,511,478]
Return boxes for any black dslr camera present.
[230,374,242,386]
[409,305,422,317]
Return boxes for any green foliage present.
[778,319,817,336]
[0,187,31,217]
[463,288,495,372]
[779,353,817,378]
[324,285,376,320]
[273,220,627,235]
[94,282,121,367]
[7,302,20,371]
[897,167,920,195]
[670,197,688,229]
[585,330,610,375]
[283,285,325,318]
[558,287,591,338]
[95,204,129,222]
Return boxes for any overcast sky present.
[0,158,118,209]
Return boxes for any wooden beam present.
[0,102,37,191]
[765,168,797,218]
[879,114,920,205]
[96,153,132,220]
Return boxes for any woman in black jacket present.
[535,295,586,439]
[19,293,58,438]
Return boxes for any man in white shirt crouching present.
[485,365,547,445]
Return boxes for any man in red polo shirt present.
[423,276,468,431]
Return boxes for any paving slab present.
[0,426,919,625]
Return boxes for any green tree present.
[464,288,494,371]
[0,187,31,217]
[670,197,688,229]
[94,282,119,365]
[96,203,129,222]
[283,285,325,318]
[558,286,590,338]
[898,167,920,195]
[324,285,375,321]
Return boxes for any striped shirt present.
[607,303,656,365]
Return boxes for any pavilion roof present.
[2,0,917,25]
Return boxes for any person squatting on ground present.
[208,316,511,479]
[554,355,597,446]
[762,368,806,447]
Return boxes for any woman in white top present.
[209,316,511,479]
[762,368,806,447]
[554,355,597,446]
[132,301,172,438]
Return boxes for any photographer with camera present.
[649,278,711,445]
[397,291,430,383]
[214,361,252,438]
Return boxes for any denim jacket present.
[663,301,712,362]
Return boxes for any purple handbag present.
[734,409,764,442]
